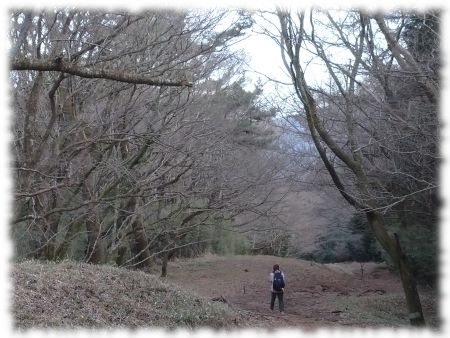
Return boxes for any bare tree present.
[271,7,439,326]
[11,8,289,276]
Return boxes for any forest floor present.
[165,254,440,330]
[12,255,440,331]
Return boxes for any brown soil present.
[166,254,439,329]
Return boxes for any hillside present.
[12,255,439,329]
[277,187,353,253]
[12,260,244,329]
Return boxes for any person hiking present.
[269,264,285,313]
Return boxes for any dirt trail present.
[165,254,411,329]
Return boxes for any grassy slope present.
[12,260,243,329]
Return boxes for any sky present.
[1,0,449,337]
[231,10,371,104]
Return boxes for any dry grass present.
[334,292,440,329]
[12,260,243,330]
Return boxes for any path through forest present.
[166,255,438,329]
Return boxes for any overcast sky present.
[232,10,355,100]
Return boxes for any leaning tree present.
[271,8,440,326]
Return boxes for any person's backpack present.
[272,271,285,291]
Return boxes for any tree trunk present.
[161,252,169,277]
[129,197,152,269]
[395,233,426,326]
[130,219,152,269]
[366,211,425,326]
[85,211,104,264]
[54,217,85,259]
[42,190,60,260]
[82,179,104,264]
[160,250,175,277]
[115,246,127,267]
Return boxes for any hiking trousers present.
[270,291,284,312]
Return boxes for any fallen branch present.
[358,289,386,296]
[211,296,227,303]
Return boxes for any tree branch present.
[11,58,193,87]
[373,14,438,102]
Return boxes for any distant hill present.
[279,187,353,253]
[236,182,354,255]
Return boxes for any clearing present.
[165,254,439,329]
